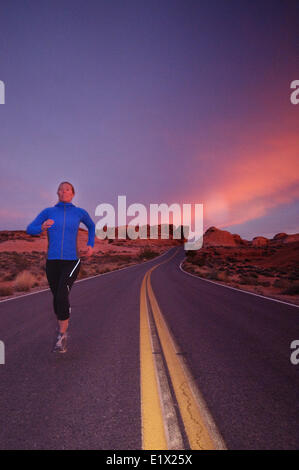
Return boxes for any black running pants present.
[46,259,81,321]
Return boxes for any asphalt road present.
[0,246,298,450]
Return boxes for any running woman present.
[26,181,95,353]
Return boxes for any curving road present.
[0,246,298,450]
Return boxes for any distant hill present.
[203,226,299,247]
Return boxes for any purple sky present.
[0,0,298,239]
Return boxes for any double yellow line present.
[140,249,226,450]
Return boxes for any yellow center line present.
[139,248,180,450]
[140,247,226,450]
[140,270,167,450]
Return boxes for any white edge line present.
[0,287,51,303]
[179,257,299,309]
[0,246,177,304]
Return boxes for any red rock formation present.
[271,232,299,244]
[203,226,240,247]
[273,233,287,240]
[252,236,269,247]
[283,233,299,243]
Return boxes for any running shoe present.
[53,332,68,353]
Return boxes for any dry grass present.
[0,232,180,297]
[14,270,38,292]
[0,285,14,296]
[282,281,299,296]
[182,243,299,305]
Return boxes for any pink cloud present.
[200,131,299,228]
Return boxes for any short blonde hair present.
[58,181,75,194]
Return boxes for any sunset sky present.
[0,0,298,240]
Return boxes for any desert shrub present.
[187,267,197,274]
[217,271,229,282]
[206,261,214,268]
[204,270,229,282]
[3,273,16,281]
[260,281,271,287]
[91,266,101,274]
[254,287,263,294]
[14,271,37,291]
[239,275,259,285]
[228,265,237,272]
[0,285,14,296]
[77,268,88,279]
[185,250,196,258]
[116,254,132,262]
[11,253,30,270]
[282,283,299,295]
[139,246,157,260]
[194,255,206,267]
[206,269,219,280]
[37,275,48,286]
[236,268,245,274]
[100,268,111,274]
[265,271,275,278]
[278,270,287,275]
[273,279,289,289]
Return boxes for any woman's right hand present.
[42,219,55,231]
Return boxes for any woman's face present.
[57,183,74,203]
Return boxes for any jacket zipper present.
[61,204,66,259]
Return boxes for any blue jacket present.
[26,201,95,260]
